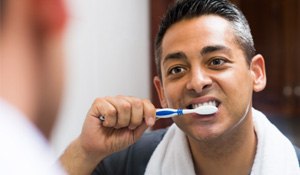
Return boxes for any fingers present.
[89,96,156,129]
[89,98,117,127]
[105,97,131,128]
[128,97,144,130]
[142,99,156,127]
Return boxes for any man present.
[0,0,67,174]
[60,0,300,174]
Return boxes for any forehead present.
[161,15,238,60]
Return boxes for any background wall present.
[50,0,150,156]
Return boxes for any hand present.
[79,96,156,160]
[60,96,156,174]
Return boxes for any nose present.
[186,68,212,93]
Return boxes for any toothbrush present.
[156,105,218,119]
[99,105,218,121]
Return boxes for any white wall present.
[50,0,150,156]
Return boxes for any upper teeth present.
[192,101,217,109]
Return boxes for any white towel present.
[251,109,299,174]
[145,108,300,175]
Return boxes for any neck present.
[188,114,257,175]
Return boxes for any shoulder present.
[92,128,167,175]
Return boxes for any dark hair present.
[155,0,256,78]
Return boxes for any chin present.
[184,123,226,142]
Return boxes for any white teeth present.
[192,101,217,109]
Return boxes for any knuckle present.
[93,97,103,105]
[120,101,131,111]
[142,98,151,104]
[134,99,143,108]
[106,108,117,117]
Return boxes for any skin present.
[154,15,266,175]
[0,0,66,138]
[60,96,156,174]
[60,15,266,175]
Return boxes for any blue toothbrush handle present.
[156,108,184,118]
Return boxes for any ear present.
[36,0,67,35]
[250,54,267,92]
[153,76,168,108]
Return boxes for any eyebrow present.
[200,45,230,56]
[162,45,230,65]
[162,52,187,65]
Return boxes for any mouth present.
[186,100,219,109]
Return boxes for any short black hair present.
[155,0,255,78]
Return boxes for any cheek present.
[216,68,253,92]
[216,69,253,112]
[163,80,186,107]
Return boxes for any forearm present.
[59,138,104,175]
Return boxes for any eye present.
[168,66,186,75]
[210,58,225,66]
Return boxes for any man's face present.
[154,15,265,141]
[1,0,67,137]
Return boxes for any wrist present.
[59,138,103,175]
